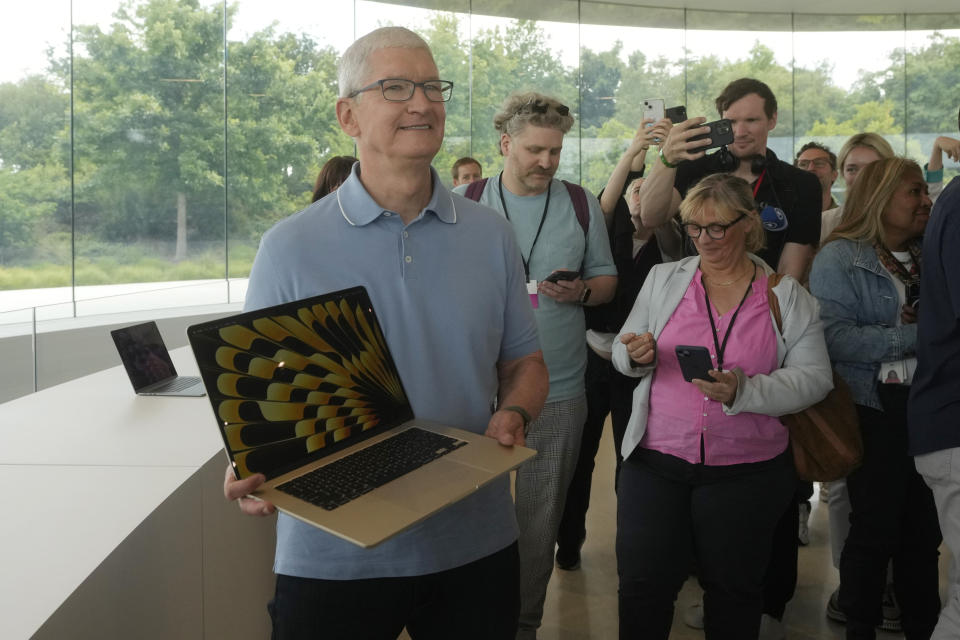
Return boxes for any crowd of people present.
[225,25,960,640]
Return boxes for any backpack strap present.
[464,177,489,202]
[561,180,589,235]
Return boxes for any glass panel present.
[904,15,960,190]
[578,3,684,195]
[468,4,580,186]
[226,1,355,282]
[793,14,906,202]
[0,1,71,306]
[72,0,226,304]
[685,10,794,160]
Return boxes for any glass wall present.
[2,0,960,316]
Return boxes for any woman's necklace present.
[705,262,755,287]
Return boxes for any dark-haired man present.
[796,141,839,212]
[639,77,821,280]
[452,156,483,186]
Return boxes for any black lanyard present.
[498,172,551,279]
[703,266,756,372]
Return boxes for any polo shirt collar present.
[336,163,457,227]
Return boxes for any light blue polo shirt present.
[454,175,616,402]
[245,163,541,579]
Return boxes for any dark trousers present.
[267,542,520,640]
[617,447,795,640]
[840,385,942,640]
[762,478,814,619]
[557,349,638,552]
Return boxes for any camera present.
[906,281,920,309]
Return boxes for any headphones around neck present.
[717,146,767,175]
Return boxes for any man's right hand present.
[659,117,712,167]
[224,465,276,517]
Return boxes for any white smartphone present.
[643,98,665,124]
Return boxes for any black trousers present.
[617,447,795,640]
[761,478,814,619]
[840,385,942,640]
[267,542,520,640]
[557,349,638,552]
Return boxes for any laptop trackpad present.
[371,458,491,512]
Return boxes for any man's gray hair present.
[493,91,574,149]
[338,27,433,98]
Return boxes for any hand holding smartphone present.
[675,345,713,382]
[543,269,580,284]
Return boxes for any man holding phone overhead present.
[638,78,821,281]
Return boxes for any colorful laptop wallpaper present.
[189,287,413,480]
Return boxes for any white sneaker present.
[683,600,705,629]
[759,614,786,640]
[798,503,811,546]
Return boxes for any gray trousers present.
[916,447,960,640]
[514,395,587,638]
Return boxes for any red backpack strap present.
[561,180,590,235]
[464,177,489,202]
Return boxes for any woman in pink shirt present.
[612,173,832,639]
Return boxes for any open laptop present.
[186,286,536,548]
[111,321,205,397]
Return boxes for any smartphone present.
[643,99,665,124]
[687,118,735,151]
[543,269,580,283]
[675,345,713,383]
[665,105,687,123]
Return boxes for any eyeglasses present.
[684,213,747,240]
[797,158,834,170]
[517,100,570,117]
[348,78,454,102]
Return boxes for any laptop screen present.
[111,321,178,390]
[188,286,414,480]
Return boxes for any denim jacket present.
[809,238,917,411]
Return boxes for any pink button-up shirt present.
[642,271,787,465]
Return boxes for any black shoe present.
[555,539,584,571]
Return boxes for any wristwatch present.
[502,405,532,434]
[578,286,592,305]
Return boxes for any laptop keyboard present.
[277,427,468,511]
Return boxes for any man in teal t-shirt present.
[455,90,616,639]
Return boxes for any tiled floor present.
[536,425,953,639]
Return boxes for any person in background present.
[311,155,357,202]
[796,142,839,213]
[810,157,941,640]
[820,133,896,241]
[910,106,960,640]
[455,90,617,640]
[225,27,549,639]
[556,116,679,572]
[638,77,821,281]
[614,172,832,640]
[924,135,960,202]
[451,156,483,186]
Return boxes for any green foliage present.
[2,1,960,295]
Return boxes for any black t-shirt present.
[673,148,822,269]
[908,177,960,455]
[586,169,663,333]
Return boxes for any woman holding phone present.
[809,157,941,640]
[612,172,832,639]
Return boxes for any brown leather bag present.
[767,274,862,481]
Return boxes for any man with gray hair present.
[457,91,617,639]
[225,27,548,639]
